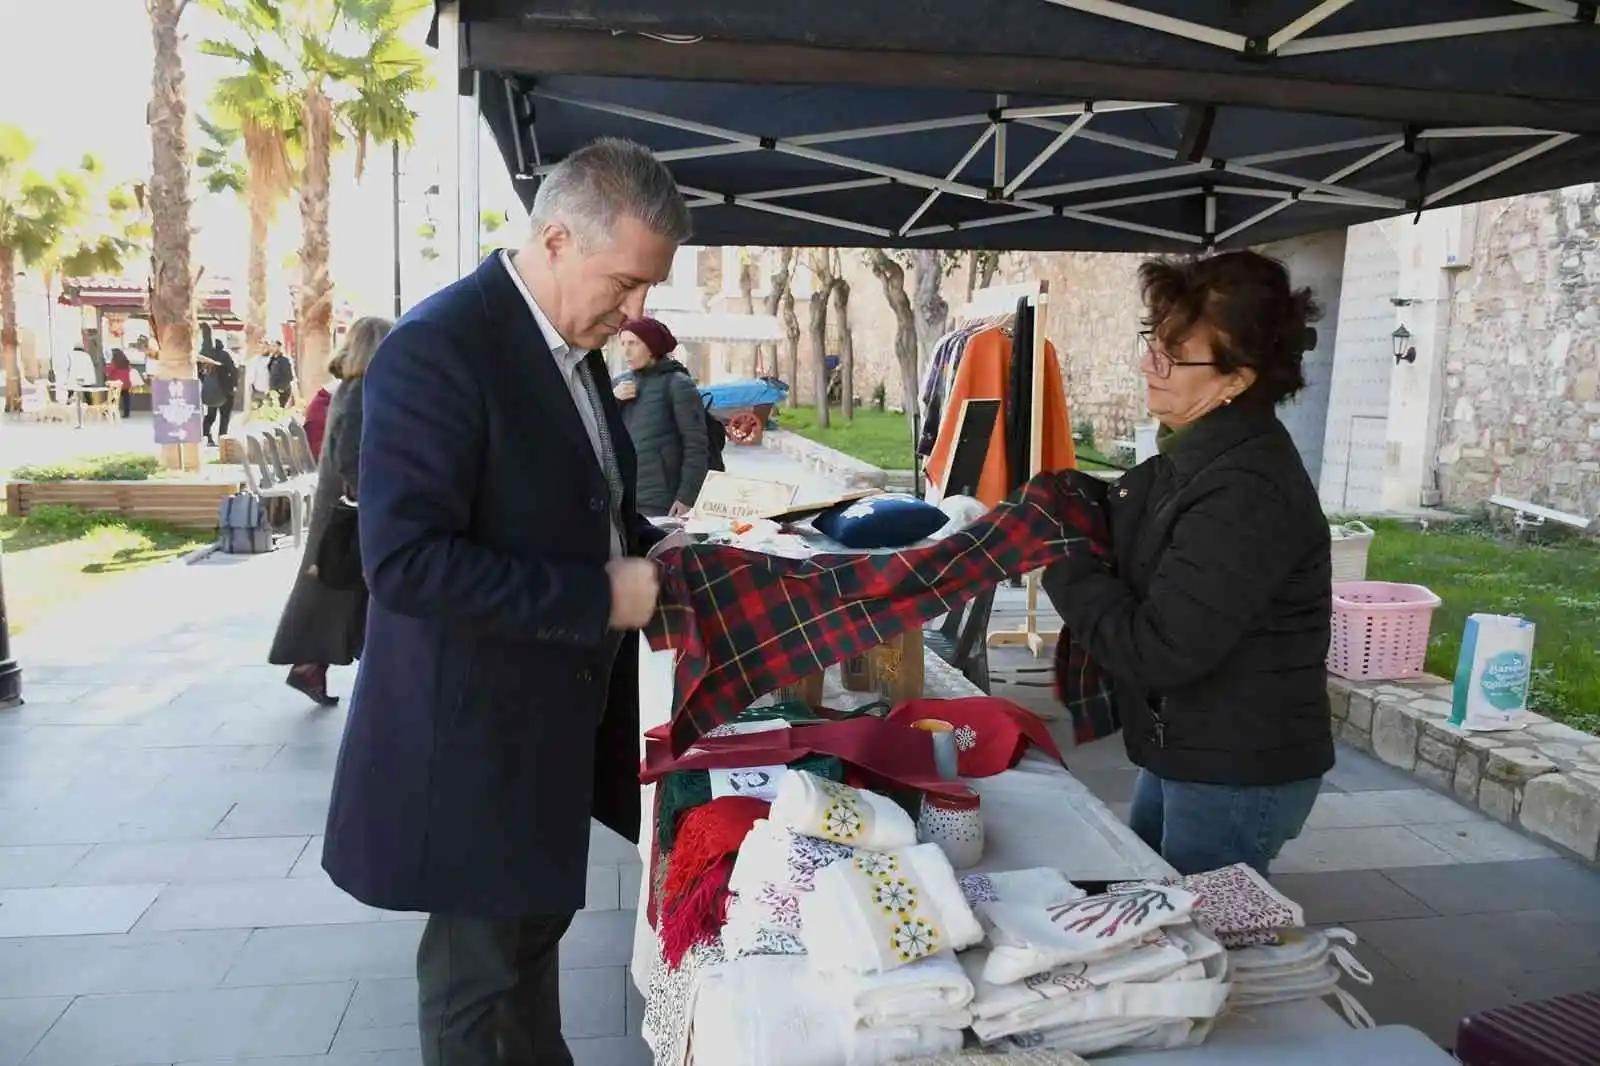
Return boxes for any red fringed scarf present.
[657,796,768,968]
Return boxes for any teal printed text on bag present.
[1450,613,1536,731]
[1479,650,1531,711]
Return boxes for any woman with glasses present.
[1043,249,1333,878]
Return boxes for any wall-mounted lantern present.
[1392,324,1416,365]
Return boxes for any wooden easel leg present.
[986,570,1060,659]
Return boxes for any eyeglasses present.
[1138,331,1218,380]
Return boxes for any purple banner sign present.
[151,377,203,444]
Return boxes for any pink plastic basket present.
[1327,581,1442,681]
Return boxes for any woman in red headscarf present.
[612,316,710,517]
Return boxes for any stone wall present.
[1435,184,1600,517]
[1332,674,1600,863]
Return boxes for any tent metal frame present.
[505,85,1578,248]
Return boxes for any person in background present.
[302,352,345,461]
[1043,249,1333,879]
[321,137,685,1066]
[247,343,273,408]
[201,338,238,446]
[268,317,392,706]
[611,315,709,517]
[105,349,134,418]
[266,341,297,407]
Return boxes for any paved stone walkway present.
[2,468,1597,1065]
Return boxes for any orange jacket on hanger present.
[924,327,1077,508]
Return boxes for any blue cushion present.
[813,493,949,549]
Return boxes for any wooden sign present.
[693,471,799,519]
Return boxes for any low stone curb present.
[759,429,888,490]
[1330,674,1600,861]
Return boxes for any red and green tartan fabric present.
[646,471,1114,754]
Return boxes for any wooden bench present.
[1488,495,1596,537]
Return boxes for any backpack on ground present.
[217,492,273,554]
[267,353,294,392]
[703,394,727,472]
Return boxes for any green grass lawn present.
[0,505,211,635]
[776,406,1120,473]
[1364,520,1600,735]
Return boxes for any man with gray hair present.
[320,137,691,1066]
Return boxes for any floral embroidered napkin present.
[801,843,984,973]
[1111,863,1303,949]
[983,883,1198,986]
[770,770,917,849]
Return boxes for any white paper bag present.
[1449,613,1535,731]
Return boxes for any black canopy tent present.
[443,0,1600,252]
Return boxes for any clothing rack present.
[982,279,1059,659]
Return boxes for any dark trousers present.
[417,912,574,1066]
[203,401,232,440]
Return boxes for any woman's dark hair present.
[110,348,130,371]
[327,352,345,381]
[1137,249,1321,408]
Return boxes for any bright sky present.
[0,0,524,323]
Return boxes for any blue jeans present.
[1128,770,1321,877]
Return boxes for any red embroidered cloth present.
[646,471,1111,754]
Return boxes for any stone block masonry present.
[1329,674,1600,861]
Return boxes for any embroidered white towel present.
[966,947,1216,1037]
[961,934,1193,1038]
[695,955,964,1066]
[729,820,854,897]
[802,843,985,974]
[770,771,918,850]
[983,883,1198,986]
[722,889,806,960]
[839,951,975,1030]
[1005,1017,1188,1057]
[959,868,1085,923]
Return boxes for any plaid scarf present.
[647,471,1115,753]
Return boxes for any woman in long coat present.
[269,317,392,705]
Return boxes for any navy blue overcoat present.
[322,254,659,916]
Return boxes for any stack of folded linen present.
[694,954,966,1066]
[962,877,1230,1056]
[1229,927,1376,1028]
[1109,864,1378,1030]
[722,820,854,959]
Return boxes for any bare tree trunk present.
[148,0,199,468]
[297,85,335,394]
[866,250,920,441]
[0,247,18,413]
[763,247,793,379]
[978,251,1000,290]
[779,284,800,409]
[807,249,837,429]
[910,249,949,386]
[738,248,760,377]
[832,251,854,422]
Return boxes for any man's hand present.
[667,500,692,518]
[606,557,660,629]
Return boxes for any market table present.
[628,647,1444,1065]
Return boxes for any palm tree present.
[0,127,145,412]
[148,0,198,404]
[202,0,432,391]
[195,77,298,367]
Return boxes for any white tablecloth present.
[630,645,1382,1064]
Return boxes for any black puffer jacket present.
[616,358,710,516]
[1043,403,1334,786]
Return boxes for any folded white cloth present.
[722,888,806,959]
[839,951,974,1030]
[1228,927,1376,1029]
[983,882,1198,986]
[802,843,985,973]
[959,867,1085,922]
[695,954,965,1066]
[968,956,1229,1042]
[770,771,918,850]
[729,820,854,897]
[1007,1016,1198,1057]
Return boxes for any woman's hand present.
[614,380,637,402]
